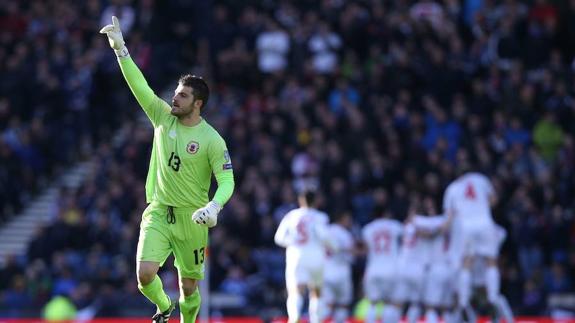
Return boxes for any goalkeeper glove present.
[192,201,222,228]
[99,16,129,57]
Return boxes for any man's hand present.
[99,16,128,56]
[192,201,222,228]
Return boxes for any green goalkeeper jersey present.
[118,57,234,208]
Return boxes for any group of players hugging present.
[275,172,514,323]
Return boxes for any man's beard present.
[171,105,194,117]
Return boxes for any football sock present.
[334,307,348,323]
[425,308,439,323]
[382,304,401,323]
[465,304,478,323]
[179,288,201,323]
[459,269,471,308]
[309,296,323,323]
[486,266,500,304]
[497,294,515,323]
[443,309,459,323]
[138,275,171,312]
[287,292,303,323]
[407,304,421,323]
[365,302,377,323]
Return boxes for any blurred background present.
[0,0,574,320]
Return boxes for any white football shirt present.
[325,224,355,281]
[412,214,451,265]
[362,218,403,276]
[274,207,330,265]
[443,172,495,227]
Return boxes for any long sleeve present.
[118,56,170,126]
[208,134,235,206]
[213,171,235,206]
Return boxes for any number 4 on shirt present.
[465,182,476,200]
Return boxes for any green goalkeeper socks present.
[179,288,201,323]
[138,275,171,312]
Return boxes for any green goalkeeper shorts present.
[136,201,208,280]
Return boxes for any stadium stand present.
[0,0,574,320]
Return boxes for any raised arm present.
[100,16,169,126]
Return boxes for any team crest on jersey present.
[186,141,199,154]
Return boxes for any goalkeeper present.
[100,16,235,323]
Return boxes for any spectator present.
[308,22,342,74]
[522,278,547,315]
[1,0,574,319]
[533,112,564,161]
[544,261,573,293]
[256,18,290,73]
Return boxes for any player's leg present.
[383,278,402,323]
[322,279,337,321]
[333,275,353,323]
[136,204,174,317]
[423,264,449,323]
[137,261,171,309]
[443,306,460,323]
[287,284,306,323]
[395,268,421,323]
[406,274,423,323]
[442,279,460,323]
[485,257,500,304]
[452,224,473,311]
[170,210,208,323]
[178,278,201,323]
[334,305,349,323]
[308,267,326,323]
[425,307,440,323]
[464,303,478,323]
[286,262,306,323]
[381,302,402,323]
[496,294,514,323]
[364,276,381,323]
[458,248,474,311]
[478,225,502,306]
[406,303,421,323]
[309,286,322,323]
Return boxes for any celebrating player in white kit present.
[362,209,403,323]
[274,190,331,323]
[468,224,515,323]
[323,212,356,323]
[443,171,500,315]
[411,197,458,323]
[395,200,438,323]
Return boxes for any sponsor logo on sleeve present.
[223,150,232,170]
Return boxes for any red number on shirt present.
[464,183,476,200]
[296,220,309,244]
[373,230,391,253]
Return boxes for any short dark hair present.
[298,189,317,206]
[178,74,210,109]
[333,211,350,223]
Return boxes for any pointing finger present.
[112,16,120,30]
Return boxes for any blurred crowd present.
[1,0,575,319]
